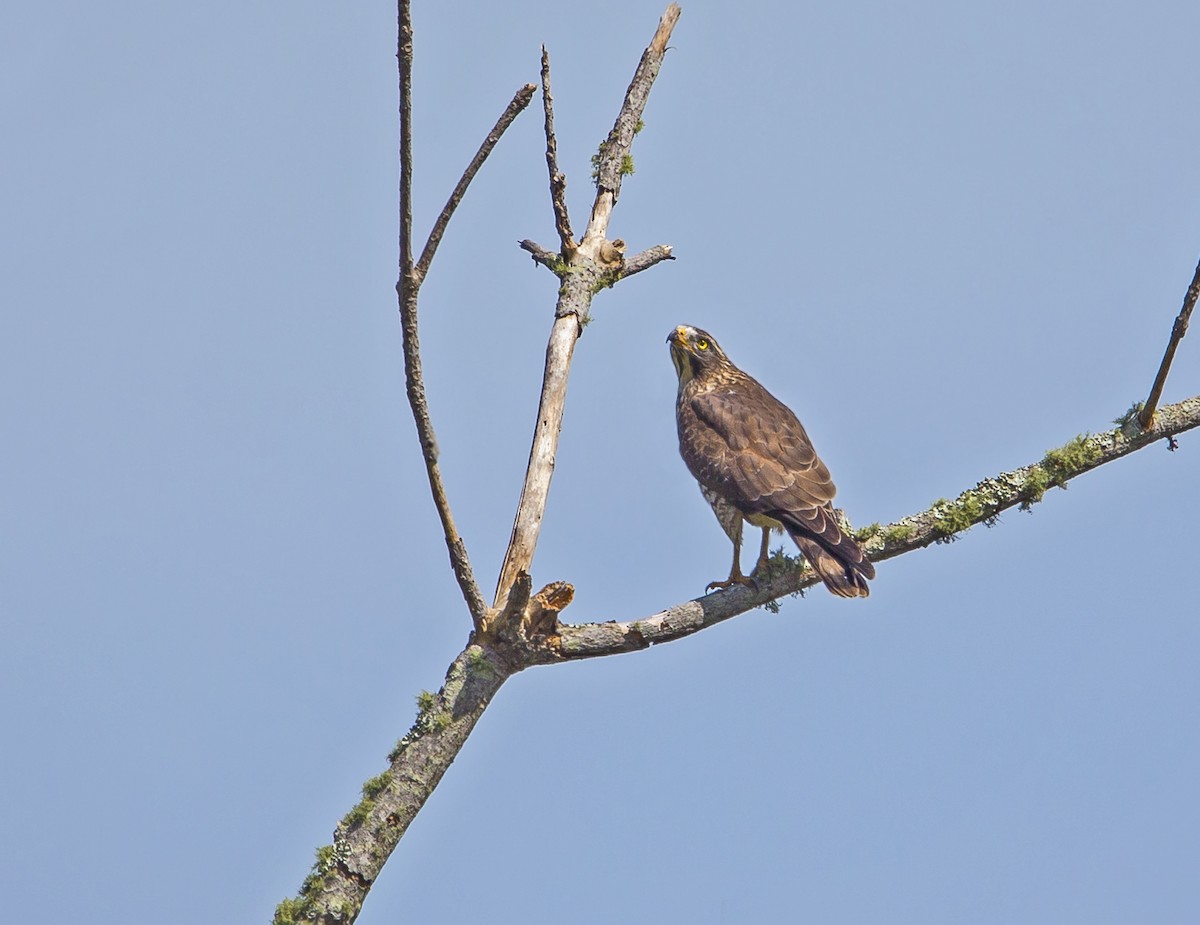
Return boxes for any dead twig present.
[518,239,562,269]
[1138,255,1199,428]
[539,47,575,256]
[415,83,537,281]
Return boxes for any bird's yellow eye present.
[696,339,709,350]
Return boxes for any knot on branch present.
[489,571,574,644]
[524,580,575,637]
[597,238,625,269]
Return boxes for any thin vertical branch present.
[540,47,575,254]
[395,3,534,628]
[398,0,414,278]
[1139,255,1200,428]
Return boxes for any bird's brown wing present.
[689,379,875,593]
[689,379,836,515]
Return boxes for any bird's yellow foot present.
[706,572,758,593]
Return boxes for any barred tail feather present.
[791,534,873,599]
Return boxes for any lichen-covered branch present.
[274,642,515,925]
[491,4,682,614]
[1139,255,1199,428]
[540,395,1200,662]
[581,2,681,252]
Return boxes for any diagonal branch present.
[615,243,675,279]
[492,5,682,614]
[414,83,537,282]
[274,640,516,925]
[541,395,1200,662]
[1138,254,1199,429]
[539,47,574,255]
[580,2,681,254]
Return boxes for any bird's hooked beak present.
[667,325,693,383]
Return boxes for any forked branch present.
[397,0,536,628]
[492,4,681,614]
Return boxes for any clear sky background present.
[3,2,1199,923]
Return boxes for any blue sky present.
[3,2,1199,923]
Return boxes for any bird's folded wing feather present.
[689,383,838,517]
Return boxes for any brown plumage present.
[667,324,874,598]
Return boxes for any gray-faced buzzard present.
[667,324,874,598]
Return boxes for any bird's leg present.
[706,530,757,592]
[750,526,772,578]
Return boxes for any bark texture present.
[275,643,514,924]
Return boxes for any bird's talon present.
[705,576,758,593]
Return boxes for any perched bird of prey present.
[667,325,874,598]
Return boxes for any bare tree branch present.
[397,1,414,277]
[580,2,681,254]
[517,240,675,278]
[414,83,537,282]
[491,314,580,613]
[396,5,536,628]
[518,238,562,269]
[274,641,515,925]
[398,278,490,625]
[539,47,575,255]
[1139,254,1199,429]
[617,244,675,279]
[492,4,682,614]
[542,395,1200,662]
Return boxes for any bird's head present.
[667,324,728,387]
